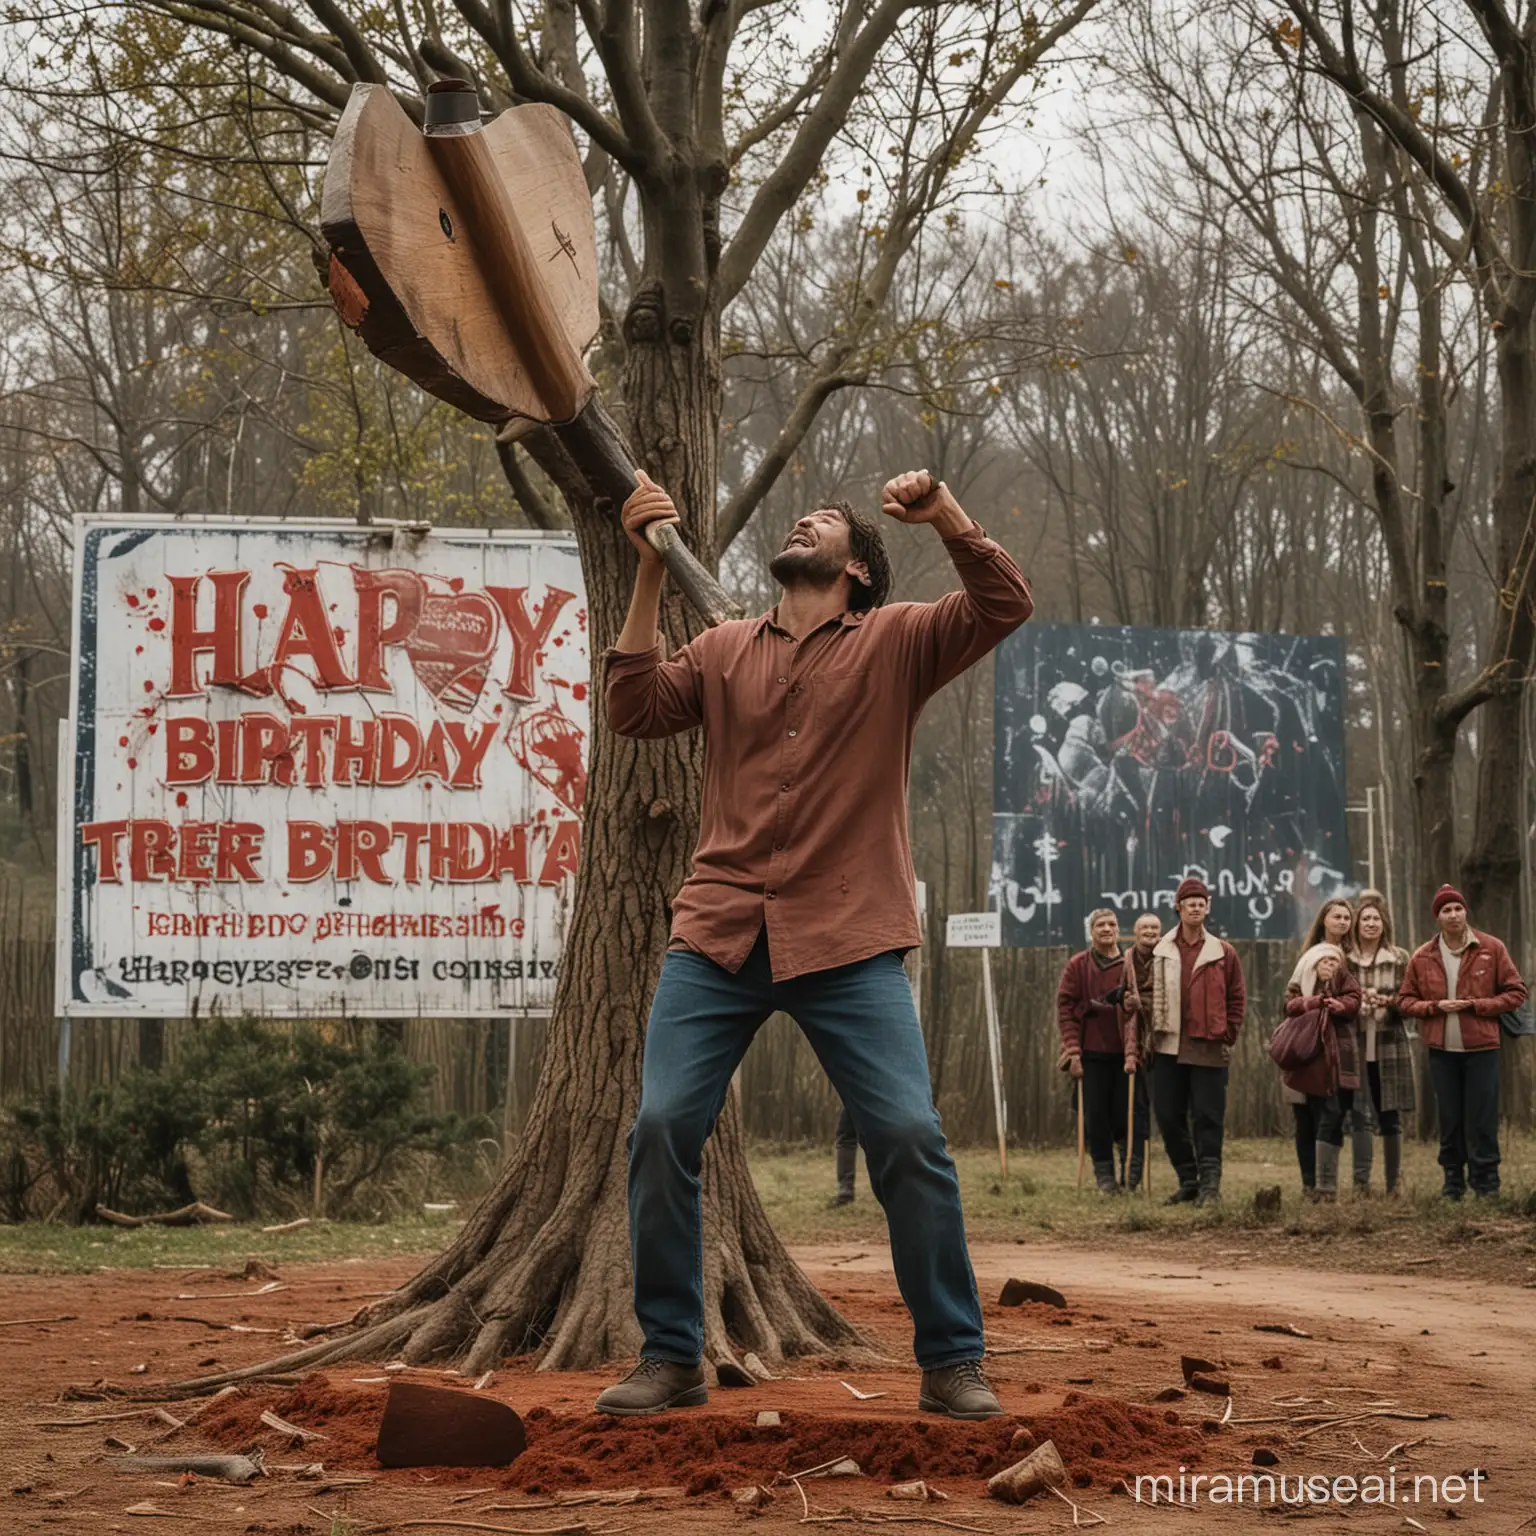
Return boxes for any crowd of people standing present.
[1049,882,1527,1204]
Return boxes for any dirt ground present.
[1,1240,1531,1534]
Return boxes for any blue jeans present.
[628,929,984,1369]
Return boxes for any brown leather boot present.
[918,1360,1003,1420]
[594,1357,708,1416]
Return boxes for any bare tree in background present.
[1266,0,1536,944]
[5,0,1099,1377]
[1108,0,1524,925]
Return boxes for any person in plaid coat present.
[1346,891,1415,1197]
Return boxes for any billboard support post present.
[947,910,1006,1175]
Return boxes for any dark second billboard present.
[992,623,1349,946]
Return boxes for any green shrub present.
[1,1021,493,1223]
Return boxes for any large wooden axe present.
[321,78,741,627]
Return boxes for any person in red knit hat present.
[1398,886,1526,1198]
[1146,876,1247,1205]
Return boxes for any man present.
[1398,886,1526,1199]
[1148,878,1246,1206]
[829,1102,858,1208]
[1056,909,1144,1193]
[599,467,1032,1418]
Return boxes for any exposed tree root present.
[112,615,868,1401]
[124,1083,860,1401]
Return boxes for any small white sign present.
[946,910,1001,948]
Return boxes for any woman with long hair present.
[1347,891,1415,1197]
[1282,898,1355,1193]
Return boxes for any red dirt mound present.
[507,1398,1203,1495]
[195,1375,1204,1496]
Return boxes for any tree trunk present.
[1461,325,1536,959]
[147,266,860,1401]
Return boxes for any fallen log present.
[95,1202,234,1228]
[108,1452,264,1484]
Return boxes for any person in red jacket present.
[1056,910,1144,1193]
[1147,877,1247,1206]
[1398,886,1527,1199]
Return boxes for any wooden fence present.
[5,885,1531,1145]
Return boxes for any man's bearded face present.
[769,509,854,589]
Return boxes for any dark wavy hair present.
[819,499,892,610]
[1303,897,1354,951]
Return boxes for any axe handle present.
[558,401,744,628]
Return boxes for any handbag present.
[1269,1007,1325,1071]
[1501,1004,1535,1039]
[1270,1006,1339,1098]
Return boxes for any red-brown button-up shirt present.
[604,524,1033,979]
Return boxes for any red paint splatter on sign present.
[253,603,268,620]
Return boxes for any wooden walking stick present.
[1074,1077,1085,1191]
[1125,1068,1136,1193]
[321,79,740,628]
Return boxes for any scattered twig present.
[397,1522,594,1534]
[0,1314,75,1327]
[478,1494,635,1512]
[262,1217,311,1234]
[1048,1483,1107,1527]
[1254,1323,1311,1338]
[985,1344,1070,1356]
[172,1283,286,1300]
[259,1409,325,1441]
[840,1380,887,1401]
[36,1409,154,1428]
[1294,1410,1442,1442]
[172,1317,281,1334]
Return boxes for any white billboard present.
[60,517,588,1017]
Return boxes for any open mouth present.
[783,532,814,550]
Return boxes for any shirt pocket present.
[811,666,874,730]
